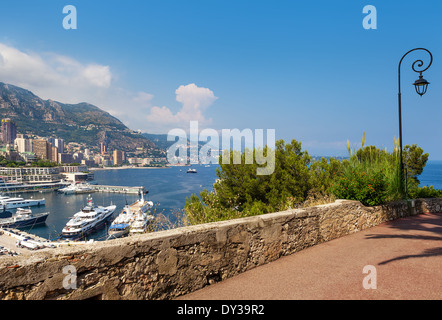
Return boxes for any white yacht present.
[61,195,116,240]
[58,183,95,195]
[0,195,45,210]
[0,208,50,228]
[129,212,155,235]
[108,193,154,239]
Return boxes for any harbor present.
[0,165,219,253]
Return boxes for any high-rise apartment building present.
[14,134,33,153]
[1,118,17,145]
[33,139,51,160]
[113,150,124,166]
[49,138,65,153]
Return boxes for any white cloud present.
[0,43,112,100]
[146,83,218,131]
[132,91,154,105]
[0,43,218,134]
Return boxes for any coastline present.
[90,166,172,171]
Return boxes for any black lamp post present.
[398,48,433,197]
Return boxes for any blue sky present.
[0,1,441,159]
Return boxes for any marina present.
[0,161,439,253]
[0,165,219,252]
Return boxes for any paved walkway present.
[178,212,442,300]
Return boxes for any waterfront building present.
[128,157,152,166]
[60,165,88,173]
[113,150,124,166]
[0,166,61,184]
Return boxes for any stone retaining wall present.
[0,198,441,300]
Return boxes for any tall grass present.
[343,133,404,203]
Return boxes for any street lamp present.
[413,74,430,96]
[398,48,433,198]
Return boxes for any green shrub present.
[332,170,388,206]
[408,185,442,199]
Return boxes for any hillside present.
[0,82,155,151]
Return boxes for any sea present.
[9,160,442,242]
[17,164,219,241]
[418,160,442,189]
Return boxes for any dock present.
[89,185,146,194]
[0,227,98,255]
[0,228,55,254]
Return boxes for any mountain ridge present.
[0,82,155,151]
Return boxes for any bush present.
[408,185,442,199]
[184,134,439,225]
[332,170,388,206]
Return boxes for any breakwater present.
[89,185,146,194]
[0,198,441,300]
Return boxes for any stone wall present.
[0,198,441,300]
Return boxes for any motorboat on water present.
[108,193,154,239]
[129,212,155,235]
[187,168,197,173]
[0,208,50,228]
[0,195,45,210]
[61,195,116,240]
[58,183,95,195]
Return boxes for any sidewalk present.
[178,212,442,300]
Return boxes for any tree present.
[185,139,314,223]
[402,144,429,184]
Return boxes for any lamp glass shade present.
[413,77,430,96]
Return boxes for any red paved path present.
[178,213,442,300]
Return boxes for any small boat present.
[187,168,197,173]
[0,208,50,228]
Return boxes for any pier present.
[0,227,96,255]
[89,185,146,195]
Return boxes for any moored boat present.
[58,183,95,195]
[0,208,49,228]
[108,193,154,239]
[0,195,45,210]
[61,195,116,240]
